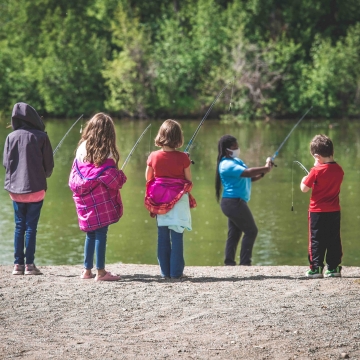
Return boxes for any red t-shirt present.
[147,150,191,180]
[303,162,344,212]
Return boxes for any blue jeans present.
[84,226,108,270]
[13,201,43,265]
[157,226,184,278]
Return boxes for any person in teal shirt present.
[215,135,273,266]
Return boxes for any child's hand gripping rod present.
[121,124,151,171]
[270,106,313,166]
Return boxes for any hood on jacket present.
[76,159,117,180]
[11,102,45,131]
[70,159,117,195]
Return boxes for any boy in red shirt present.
[300,134,344,278]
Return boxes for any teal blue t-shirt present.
[219,157,252,202]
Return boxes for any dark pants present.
[13,201,43,265]
[220,198,258,266]
[308,211,342,271]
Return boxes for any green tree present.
[301,24,360,118]
[103,3,154,118]
[37,6,107,117]
[1,0,108,117]
[1,0,360,119]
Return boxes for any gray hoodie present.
[3,103,54,194]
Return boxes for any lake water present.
[1,118,360,267]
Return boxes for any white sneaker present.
[25,264,42,275]
[12,264,25,275]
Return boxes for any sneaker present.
[159,276,171,281]
[25,264,42,275]
[12,264,25,275]
[171,274,188,282]
[324,266,342,278]
[94,271,121,282]
[305,267,323,278]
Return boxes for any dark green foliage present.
[1,0,360,119]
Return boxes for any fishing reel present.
[184,152,195,164]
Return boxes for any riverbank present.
[1,264,360,359]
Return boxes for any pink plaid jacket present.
[69,159,127,232]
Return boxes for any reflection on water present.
[1,118,360,266]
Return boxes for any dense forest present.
[1,0,360,120]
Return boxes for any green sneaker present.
[305,267,323,278]
[324,266,342,278]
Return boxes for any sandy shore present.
[1,264,360,360]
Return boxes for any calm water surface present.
[1,118,360,266]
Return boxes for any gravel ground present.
[1,264,360,360]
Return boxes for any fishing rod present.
[121,124,151,171]
[293,160,309,175]
[53,114,84,155]
[184,80,234,157]
[271,107,313,163]
[291,160,309,211]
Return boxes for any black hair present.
[215,135,237,202]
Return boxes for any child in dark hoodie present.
[3,103,54,275]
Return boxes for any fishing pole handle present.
[270,158,277,167]
[184,151,195,165]
[268,157,277,167]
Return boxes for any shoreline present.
[1,264,360,359]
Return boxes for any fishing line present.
[148,125,152,156]
[228,76,235,111]
[53,114,84,155]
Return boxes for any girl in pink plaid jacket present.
[69,113,127,281]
